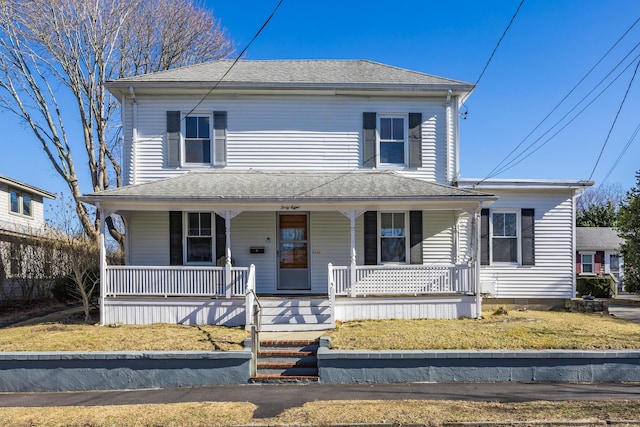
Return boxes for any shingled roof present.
[83,170,493,204]
[576,227,624,251]
[106,60,474,95]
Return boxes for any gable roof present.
[106,60,474,96]
[576,227,624,251]
[0,175,56,199]
[82,170,494,206]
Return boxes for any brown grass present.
[327,309,640,350]
[2,400,640,426]
[0,323,247,351]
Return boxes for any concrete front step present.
[250,374,319,383]
[256,298,333,331]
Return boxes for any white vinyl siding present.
[0,183,46,232]
[126,95,450,184]
[129,211,170,265]
[230,211,277,294]
[476,189,576,299]
[422,211,456,264]
[310,212,364,293]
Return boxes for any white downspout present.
[475,207,482,319]
[128,87,138,185]
[572,188,585,297]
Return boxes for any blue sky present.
[2,0,640,210]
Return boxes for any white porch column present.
[474,208,482,319]
[97,205,107,325]
[340,210,365,298]
[215,210,241,298]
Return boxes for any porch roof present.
[82,170,495,208]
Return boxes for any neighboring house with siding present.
[0,175,57,301]
[576,227,624,287]
[82,60,592,331]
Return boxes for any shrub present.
[576,275,617,298]
[51,267,99,308]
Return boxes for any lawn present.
[328,309,640,350]
[2,399,640,426]
[1,309,639,351]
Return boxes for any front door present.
[278,213,310,290]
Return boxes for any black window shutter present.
[480,209,490,265]
[409,211,423,264]
[169,211,183,265]
[363,112,376,168]
[166,111,181,168]
[213,111,227,167]
[364,211,377,265]
[215,214,226,262]
[521,208,535,266]
[408,113,422,168]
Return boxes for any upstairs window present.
[378,116,406,166]
[9,189,32,217]
[184,115,212,165]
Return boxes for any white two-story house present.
[83,60,591,330]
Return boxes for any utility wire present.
[600,121,640,184]
[487,51,640,178]
[481,16,640,183]
[461,0,525,105]
[185,0,284,117]
[588,58,640,181]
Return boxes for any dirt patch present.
[0,299,87,328]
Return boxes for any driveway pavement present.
[2,383,640,418]
[610,293,640,322]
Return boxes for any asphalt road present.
[2,383,640,418]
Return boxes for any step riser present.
[257,368,318,376]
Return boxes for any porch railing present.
[104,265,250,297]
[329,264,474,297]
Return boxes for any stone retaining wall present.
[0,351,251,392]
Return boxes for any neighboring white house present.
[82,60,592,330]
[576,227,624,288]
[0,175,57,301]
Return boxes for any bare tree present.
[0,0,234,247]
[576,182,625,227]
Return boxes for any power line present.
[486,51,640,178]
[589,58,640,181]
[461,0,525,105]
[185,0,284,117]
[481,16,640,182]
[600,121,640,185]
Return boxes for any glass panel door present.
[278,214,310,290]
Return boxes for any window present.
[184,115,212,164]
[380,212,406,263]
[491,211,519,263]
[186,212,212,263]
[9,189,32,217]
[610,254,619,270]
[378,116,406,165]
[581,253,594,274]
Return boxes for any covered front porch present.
[84,170,496,330]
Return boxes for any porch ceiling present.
[81,170,496,211]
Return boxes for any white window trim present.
[183,211,215,265]
[378,211,409,265]
[377,114,408,168]
[489,209,521,266]
[8,188,33,218]
[579,251,596,276]
[181,112,214,168]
